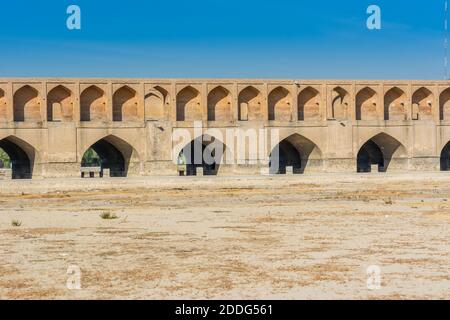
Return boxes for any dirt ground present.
[0,173,449,300]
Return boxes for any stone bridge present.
[0,78,450,179]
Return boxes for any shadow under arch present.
[331,86,350,120]
[298,86,321,121]
[113,85,138,122]
[268,86,292,121]
[238,85,262,121]
[357,133,407,173]
[178,135,227,176]
[269,134,322,174]
[439,88,450,120]
[13,85,41,122]
[412,87,433,120]
[441,141,450,171]
[207,85,232,121]
[80,85,106,122]
[0,136,36,179]
[176,86,201,121]
[384,87,407,120]
[356,87,378,120]
[47,85,73,122]
[81,135,139,177]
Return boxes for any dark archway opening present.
[82,140,126,177]
[357,140,384,173]
[441,142,450,171]
[178,137,225,176]
[269,134,322,174]
[0,138,32,179]
[357,133,407,173]
[269,140,302,174]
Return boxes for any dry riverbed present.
[0,173,449,299]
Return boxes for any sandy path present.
[0,173,449,299]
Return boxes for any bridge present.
[0,78,450,179]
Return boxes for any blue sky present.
[0,0,444,79]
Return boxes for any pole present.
[445,0,448,79]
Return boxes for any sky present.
[0,0,444,79]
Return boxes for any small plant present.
[384,199,393,205]
[11,219,22,227]
[100,212,118,220]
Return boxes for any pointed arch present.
[145,86,169,120]
[176,86,201,121]
[331,86,350,120]
[269,133,322,174]
[81,135,140,177]
[145,92,164,120]
[13,85,41,122]
[177,134,227,176]
[412,87,433,120]
[357,133,407,172]
[384,87,407,120]
[0,136,36,179]
[0,88,6,121]
[268,86,292,121]
[441,141,450,171]
[154,86,169,102]
[113,86,138,122]
[356,87,378,120]
[238,86,262,121]
[207,86,232,121]
[47,85,74,122]
[439,88,450,120]
[298,86,321,121]
[80,85,106,121]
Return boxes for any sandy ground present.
[0,172,449,300]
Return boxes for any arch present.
[331,86,350,120]
[207,86,232,121]
[238,86,262,121]
[80,85,106,121]
[439,88,450,120]
[176,86,201,121]
[298,86,321,121]
[357,133,407,173]
[113,86,138,121]
[145,92,163,120]
[178,135,227,176]
[441,141,450,171]
[154,86,169,101]
[412,87,433,120]
[356,87,378,120]
[81,135,139,177]
[145,86,168,120]
[268,86,292,121]
[384,87,407,120]
[0,136,35,179]
[0,88,6,121]
[47,85,73,122]
[269,133,322,174]
[13,85,41,122]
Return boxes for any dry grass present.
[100,212,118,220]
[11,219,22,227]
